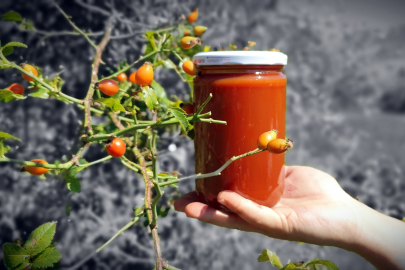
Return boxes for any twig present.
[0,158,72,170]
[150,131,163,228]
[83,20,113,136]
[53,1,98,49]
[178,148,266,181]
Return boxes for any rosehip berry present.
[267,138,293,154]
[180,37,201,50]
[243,47,249,51]
[99,79,119,96]
[117,73,127,82]
[184,30,190,36]
[6,83,24,95]
[257,130,278,149]
[135,63,154,86]
[20,63,38,82]
[187,9,198,23]
[194,26,207,36]
[106,138,126,157]
[129,71,137,84]
[180,103,194,114]
[182,60,199,76]
[21,159,49,175]
[248,41,256,47]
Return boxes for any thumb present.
[217,190,281,229]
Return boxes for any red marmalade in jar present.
[192,51,288,211]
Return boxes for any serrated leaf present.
[168,106,189,133]
[31,247,61,268]
[150,80,168,101]
[2,243,30,269]
[2,41,27,49]
[142,86,159,112]
[24,222,57,256]
[145,31,157,51]
[280,263,297,270]
[2,46,13,56]
[258,249,283,268]
[0,141,12,158]
[12,262,31,270]
[0,90,26,102]
[95,98,125,113]
[303,259,339,270]
[2,11,22,22]
[29,88,49,99]
[0,131,21,141]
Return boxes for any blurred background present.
[1,0,404,269]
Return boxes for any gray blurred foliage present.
[1,0,405,269]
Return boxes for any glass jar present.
[192,51,288,211]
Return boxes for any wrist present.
[346,198,405,269]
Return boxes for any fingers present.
[183,202,256,232]
[217,190,282,231]
[173,191,200,212]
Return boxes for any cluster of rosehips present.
[3,63,39,95]
[257,130,293,154]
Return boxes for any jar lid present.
[192,51,288,66]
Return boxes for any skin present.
[174,166,405,269]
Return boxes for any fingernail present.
[218,198,225,204]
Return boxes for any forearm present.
[347,199,405,270]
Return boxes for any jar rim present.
[193,51,288,66]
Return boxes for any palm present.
[174,166,359,246]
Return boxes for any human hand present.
[174,166,360,249]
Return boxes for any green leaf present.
[303,259,339,270]
[29,88,49,99]
[257,249,283,268]
[0,90,26,102]
[20,20,35,31]
[0,131,21,141]
[0,62,12,69]
[2,46,13,56]
[2,243,30,269]
[142,86,159,112]
[145,31,157,51]
[31,247,61,268]
[0,141,12,158]
[2,11,23,22]
[64,167,81,193]
[12,262,31,270]
[280,263,298,270]
[24,222,57,256]
[95,98,125,113]
[168,106,189,133]
[150,80,169,101]
[203,45,211,52]
[2,41,27,49]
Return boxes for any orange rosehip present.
[6,83,24,95]
[135,63,154,86]
[184,30,190,36]
[180,103,194,114]
[106,138,126,157]
[20,63,38,82]
[194,26,207,36]
[129,71,137,84]
[257,130,278,149]
[99,79,119,96]
[182,60,199,76]
[243,47,249,51]
[267,138,293,154]
[180,36,201,50]
[21,159,49,175]
[117,73,127,82]
[187,9,198,23]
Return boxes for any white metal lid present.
[193,51,288,66]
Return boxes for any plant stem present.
[83,21,112,136]
[0,158,72,169]
[78,155,112,168]
[151,131,163,228]
[99,50,160,81]
[85,112,225,142]
[178,148,266,181]
[158,179,179,188]
[53,1,98,49]
[96,212,143,253]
